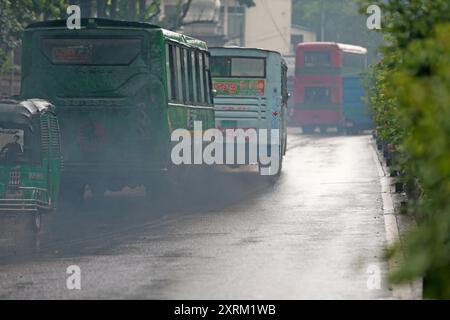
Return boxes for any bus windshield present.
[211,56,265,78]
[0,128,30,165]
[41,37,143,65]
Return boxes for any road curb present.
[369,137,423,300]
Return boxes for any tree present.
[0,0,257,71]
[0,0,67,71]
[362,0,450,299]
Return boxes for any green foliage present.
[363,0,450,299]
[0,0,67,70]
[0,0,256,69]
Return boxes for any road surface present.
[0,129,393,299]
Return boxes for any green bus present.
[21,18,215,199]
[0,99,61,231]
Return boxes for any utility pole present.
[320,0,325,41]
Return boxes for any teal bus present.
[210,47,288,176]
[20,18,215,199]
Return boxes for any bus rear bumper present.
[293,109,342,126]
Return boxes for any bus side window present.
[186,49,194,104]
[203,53,211,105]
[181,48,189,103]
[166,44,177,101]
[165,43,173,101]
[175,46,184,102]
[198,52,205,104]
[191,51,198,103]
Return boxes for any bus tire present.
[319,126,328,134]
[258,150,283,183]
[59,181,86,206]
[302,126,315,134]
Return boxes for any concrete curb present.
[369,137,423,300]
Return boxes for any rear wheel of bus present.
[258,145,283,183]
[59,180,86,208]
[302,125,315,134]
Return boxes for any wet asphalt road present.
[0,129,393,299]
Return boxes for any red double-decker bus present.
[292,42,367,133]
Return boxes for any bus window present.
[165,43,173,101]
[191,51,198,102]
[175,46,184,102]
[181,48,190,103]
[198,52,205,103]
[203,53,211,104]
[167,44,178,101]
[41,37,143,65]
[211,56,231,77]
[304,51,331,67]
[186,49,194,103]
[304,87,331,104]
[231,58,265,77]
[343,52,366,74]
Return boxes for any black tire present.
[59,180,86,207]
[319,126,328,134]
[145,166,188,201]
[258,145,283,183]
[302,126,315,134]
[87,183,106,201]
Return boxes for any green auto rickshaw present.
[0,99,62,231]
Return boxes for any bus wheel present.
[302,126,315,134]
[258,151,283,183]
[88,183,106,200]
[319,126,328,134]
[60,182,86,206]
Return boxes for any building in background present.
[160,0,292,54]
[243,0,292,55]
[161,0,226,45]
[291,24,317,53]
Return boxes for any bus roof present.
[296,42,368,55]
[26,18,160,30]
[210,46,283,57]
[25,18,209,51]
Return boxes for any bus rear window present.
[304,51,331,67]
[211,57,265,78]
[41,38,143,65]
